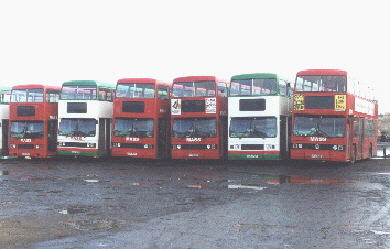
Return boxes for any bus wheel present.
[348,144,357,165]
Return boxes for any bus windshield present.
[58,119,96,137]
[293,116,345,138]
[173,81,216,97]
[113,118,154,138]
[173,118,216,138]
[10,121,44,139]
[295,75,346,92]
[229,117,277,138]
[116,84,155,98]
[11,89,44,102]
[61,86,97,100]
[229,78,277,96]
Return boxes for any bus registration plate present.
[311,154,323,159]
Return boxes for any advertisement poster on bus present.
[205,98,216,113]
[171,99,181,115]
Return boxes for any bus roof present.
[117,78,171,86]
[296,69,347,76]
[12,84,61,91]
[231,73,280,80]
[62,80,115,88]
[0,86,11,91]
[173,76,227,83]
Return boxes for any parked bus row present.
[0,69,379,164]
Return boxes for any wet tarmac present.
[0,155,389,248]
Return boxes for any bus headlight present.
[87,143,96,148]
[143,144,154,149]
[112,143,120,148]
[293,143,303,149]
[229,144,239,150]
[266,144,275,150]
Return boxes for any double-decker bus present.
[111,78,171,159]
[171,76,229,160]
[228,73,293,160]
[9,84,60,158]
[291,69,378,163]
[0,87,12,158]
[57,80,115,157]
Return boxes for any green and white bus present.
[228,73,293,160]
[57,80,115,157]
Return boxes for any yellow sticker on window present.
[335,95,346,111]
[293,94,305,111]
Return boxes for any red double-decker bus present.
[171,76,229,160]
[111,78,171,159]
[291,69,378,164]
[9,84,60,158]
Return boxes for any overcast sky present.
[0,0,389,112]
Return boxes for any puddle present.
[65,218,123,231]
[371,230,390,235]
[0,170,9,176]
[131,182,161,188]
[187,184,208,189]
[266,175,347,185]
[59,206,94,215]
[228,184,266,191]
[85,180,100,183]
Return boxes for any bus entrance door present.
[157,119,168,159]
[47,120,57,153]
[1,119,9,155]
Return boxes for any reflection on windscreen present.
[11,89,44,102]
[173,81,216,97]
[173,118,216,138]
[11,121,44,139]
[229,117,277,138]
[293,116,345,138]
[116,84,155,98]
[295,75,346,92]
[113,118,154,138]
[229,78,277,96]
[61,86,97,100]
[58,119,96,137]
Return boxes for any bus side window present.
[46,90,60,102]
[279,80,286,96]
[158,86,169,99]
[109,89,115,101]
[98,87,108,100]
[353,118,360,137]
[218,83,227,97]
